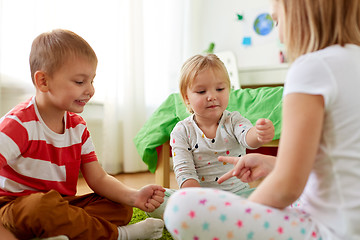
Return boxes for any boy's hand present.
[133,185,165,212]
[255,118,274,144]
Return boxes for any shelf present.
[238,64,289,87]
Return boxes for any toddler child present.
[148,53,274,219]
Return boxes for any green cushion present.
[134,87,283,173]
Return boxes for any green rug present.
[31,208,172,240]
[130,208,173,240]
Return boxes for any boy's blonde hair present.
[280,0,360,62]
[29,29,98,84]
[179,54,230,113]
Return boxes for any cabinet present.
[239,64,288,88]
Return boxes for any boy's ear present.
[34,71,49,92]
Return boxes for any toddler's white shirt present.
[170,110,254,192]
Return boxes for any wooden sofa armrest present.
[154,139,279,188]
[155,141,171,188]
[263,139,279,147]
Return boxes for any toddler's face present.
[46,56,97,114]
[185,68,229,124]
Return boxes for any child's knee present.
[121,204,133,224]
[111,202,133,225]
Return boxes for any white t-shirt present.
[284,44,360,240]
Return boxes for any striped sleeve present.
[0,116,28,165]
[81,128,97,163]
[67,113,97,164]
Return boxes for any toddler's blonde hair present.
[179,54,230,113]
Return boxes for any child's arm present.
[171,122,202,189]
[81,161,165,212]
[247,94,323,208]
[219,94,323,209]
[245,118,275,148]
[253,94,323,208]
[180,179,201,188]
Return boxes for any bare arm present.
[180,179,201,188]
[248,93,324,208]
[81,161,165,212]
[218,93,323,209]
[246,118,275,148]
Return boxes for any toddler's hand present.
[255,118,274,144]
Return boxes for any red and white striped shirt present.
[0,97,98,196]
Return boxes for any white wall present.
[185,0,281,68]
[0,1,285,173]
[0,74,34,116]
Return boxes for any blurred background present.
[0,0,286,174]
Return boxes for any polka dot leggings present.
[164,188,322,240]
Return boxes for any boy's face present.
[46,56,96,114]
[185,68,229,123]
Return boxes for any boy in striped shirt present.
[0,29,165,240]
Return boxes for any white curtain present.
[0,0,201,174]
[101,0,148,173]
[102,0,195,173]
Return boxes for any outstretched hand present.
[255,118,275,144]
[217,153,274,184]
[133,185,165,212]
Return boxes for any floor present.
[77,171,178,195]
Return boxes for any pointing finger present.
[217,169,234,184]
[218,156,240,165]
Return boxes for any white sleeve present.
[230,111,255,149]
[284,53,338,109]
[170,122,200,188]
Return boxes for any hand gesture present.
[133,185,165,212]
[255,118,275,144]
[217,153,274,184]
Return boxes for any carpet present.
[32,208,173,240]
